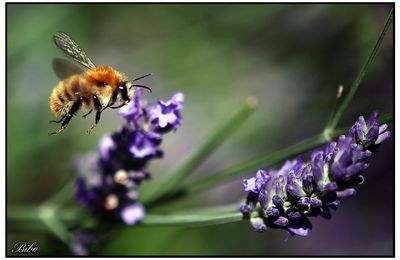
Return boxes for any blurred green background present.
[7,3,393,256]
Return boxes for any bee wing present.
[52,58,84,79]
[53,31,96,69]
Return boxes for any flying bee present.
[49,31,152,135]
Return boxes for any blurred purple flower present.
[120,204,146,225]
[117,88,145,121]
[74,90,184,226]
[240,111,390,237]
[70,232,94,256]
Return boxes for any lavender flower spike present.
[74,90,184,227]
[240,111,390,237]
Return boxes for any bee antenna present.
[132,73,152,82]
[131,84,152,93]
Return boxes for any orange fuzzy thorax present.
[85,66,125,87]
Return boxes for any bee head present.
[115,73,153,105]
[117,82,131,103]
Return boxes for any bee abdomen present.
[49,81,78,116]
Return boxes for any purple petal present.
[336,188,356,198]
[272,195,284,208]
[346,162,368,177]
[379,124,388,133]
[75,178,97,207]
[171,92,184,109]
[367,110,379,127]
[287,226,309,237]
[243,177,258,193]
[376,131,391,144]
[129,130,159,159]
[302,174,314,194]
[71,232,93,256]
[324,182,338,193]
[118,97,140,120]
[274,216,289,227]
[120,204,145,225]
[258,191,267,207]
[250,217,267,232]
[297,197,310,208]
[310,197,323,208]
[287,210,301,219]
[358,116,367,131]
[266,207,280,217]
[256,169,271,184]
[240,204,251,217]
[365,125,379,140]
[286,183,306,198]
[98,135,115,160]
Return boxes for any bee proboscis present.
[49,31,152,135]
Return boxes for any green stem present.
[148,114,392,208]
[141,96,258,204]
[8,204,92,246]
[8,204,249,229]
[142,209,244,227]
[8,204,77,244]
[325,8,393,132]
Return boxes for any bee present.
[49,31,152,135]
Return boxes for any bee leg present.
[86,110,102,134]
[109,101,129,109]
[87,96,102,134]
[49,114,67,124]
[82,109,93,118]
[48,97,83,136]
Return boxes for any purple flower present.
[99,135,116,160]
[331,135,370,181]
[70,232,94,256]
[243,170,270,193]
[148,93,184,132]
[250,216,267,232]
[117,88,144,121]
[352,111,391,148]
[120,204,145,225]
[129,129,161,159]
[74,91,184,227]
[240,111,390,237]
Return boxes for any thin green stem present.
[325,8,393,132]
[40,215,72,245]
[148,114,392,208]
[141,96,258,204]
[8,205,88,224]
[8,204,249,230]
[142,209,244,227]
[8,204,85,245]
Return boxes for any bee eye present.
[98,81,107,86]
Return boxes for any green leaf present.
[141,96,258,204]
